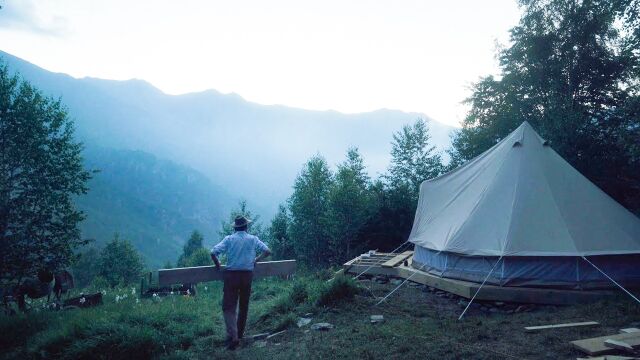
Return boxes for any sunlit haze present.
[0,0,521,127]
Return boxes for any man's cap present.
[233,215,252,229]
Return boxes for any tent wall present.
[412,245,640,290]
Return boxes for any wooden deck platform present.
[343,252,615,305]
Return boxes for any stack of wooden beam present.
[572,329,640,357]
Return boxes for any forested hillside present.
[0,50,454,217]
[76,147,232,267]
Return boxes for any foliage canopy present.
[0,63,91,284]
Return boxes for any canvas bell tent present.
[408,121,640,289]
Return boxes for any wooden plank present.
[604,339,636,353]
[577,356,636,360]
[381,251,414,268]
[469,283,611,305]
[343,257,359,266]
[353,261,382,266]
[571,332,640,356]
[343,262,614,305]
[357,258,395,263]
[396,266,474,298]
[350,258,394,264]
[344,263,474,298]
[620,328,640,334]
[157,260,296,286]
[524,321,599,332]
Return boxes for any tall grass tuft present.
[289,281,309,305]
[316,274,360,307]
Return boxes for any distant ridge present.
[1,50,455,264]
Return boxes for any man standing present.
[211,215,271,350]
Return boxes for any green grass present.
[1,274,640,360]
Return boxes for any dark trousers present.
[222,270,253,341]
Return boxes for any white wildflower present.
[186,289,191,295]
[131,288,136,295]
[170,291,174,295]
[101,290,107,296]
[204,286,208,291]
[79,297,86,304]
[115,295,121,303]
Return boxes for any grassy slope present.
[1,274,639,360]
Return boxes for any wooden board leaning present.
[154,260,296,287]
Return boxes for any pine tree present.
[268,204,293,260]
[177,230,204,267]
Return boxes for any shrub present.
[316,274,360,307]
[267,280,309,315]
[273,313,297,331]
[270,295,294,315]
[289,282,309,304]
[97,235,145,287]
[184,248,213,267]
[89,276,110,291]
[314,268,335,281]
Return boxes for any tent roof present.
[408,121,640,256]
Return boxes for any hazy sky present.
[0,0,521,127]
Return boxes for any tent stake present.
[458,256,504,321]
[581,256,640,305]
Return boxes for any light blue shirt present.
[211,231,270,271]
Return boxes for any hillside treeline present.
[266,119,441,266]
[3,0,639,287]
[450,0,640,213]
[266,0,640,267]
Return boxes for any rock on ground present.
[297,317,312,327]
[311,322,334,331]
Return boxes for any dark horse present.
[3,270,75,312]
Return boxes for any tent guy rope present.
[374,261,430,306]
[581,255,640,305]
[458,255,504,320]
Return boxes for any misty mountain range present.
[1,50,455,266]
